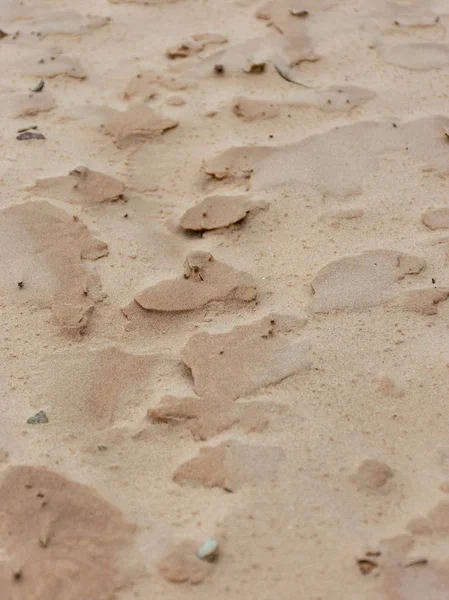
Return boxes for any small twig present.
[290,9,309,17]
[274,64,312,88]
[405,558,428,568]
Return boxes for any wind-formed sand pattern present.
[0,466,137,600]
[134,251,257,311]
[3,0,449,598]
[0,201,107,333]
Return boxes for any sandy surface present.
[2,0,449,598]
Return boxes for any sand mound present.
[205,116,449,195]
[134,251,257,312]
[367,535,449,597]
[375,499,449,597]
[149,394,274,440]
[232,97,280,121]
[103,103,178,147]
[31,167,125,205]
[311,250,425,312]
[0,466,135,600]
[18,10,110,37]
[259,115,449,192]
[407,500,449,538]
[6,91,56,117]
[0,201,107,332]
[359,496,449,597]
[173,441,284,491]
[31,346,166,429]
[381,563,449,600]
[422,208,449,230]
[379,43,449,70]
[165,95,185,105]
[204,146,275,181]
[124,69,192,100]
[365,0,442,28]
[324,208,364,228]
[196,25,318,78]
[180,195,258,230]
[288,85,375,112]
[182,315,310,400]
[25,49,86,79]
[232,86,375,119]
[351,459,394,492]
[377,375,405,398]
[428,501,449,534]
[255,0,321,67]
[400,288,449,315]
[166,33,227,59]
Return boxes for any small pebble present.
[357,558,378,575]
[31,80,45,93]
[27,410,48,424]
[245,62,266,74]
[17,131,46,141]
[290,9,309,17]
[196,539,219,562]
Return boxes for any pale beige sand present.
[3,0,449,598]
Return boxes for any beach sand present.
[2,0,449,598]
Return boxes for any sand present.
[2,0,449,598]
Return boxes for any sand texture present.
[3,0,449,598]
